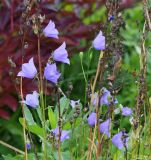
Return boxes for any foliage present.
[1,1,151,160]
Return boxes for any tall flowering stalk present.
[18,1,34,159]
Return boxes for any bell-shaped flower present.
[52,128,70,142]
[22,91,39,108]
[43,20,59,39]
[100,88,118,106]
[100,118,111,138]
[26,142,31,150]
[17,57,37,79]
[112,132,129,150]
[53,42,70,64]
[93,30,105,50]
[70,100,80,108]
[122,107,133,116]
[44,63,61,84]
[87,112,96,127]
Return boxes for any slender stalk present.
[20,78,28,160]
[143,0,151,30]
[20,32,28,160]
[96,92,101,159]
[37,34,47,160]
[0,140,25,155]
[88,51,103,159]
[57,90,62,160]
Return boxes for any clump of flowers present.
[15,6,134,160]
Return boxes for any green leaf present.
[36,106,42,122]
[60,96,70,115]
[48,106,57,129]
[63,122,71,130]
[19,118,44,137]
[24,105,35,125]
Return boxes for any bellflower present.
[108,15,114,22]
[52,128,70,142]
[17,57,37,79]
[26,143,31,150]
[70,100,80,108]
[22,91,39,108]
[93,30,105,50]
[122,107,133,116]
[112,132,129,150]
[88,112,96,127]
[44,63,61,84]
[43,20,59,39]
[99,118,111,138]
[100,88,118,106]
[53,42,70,64]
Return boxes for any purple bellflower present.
[112,132,129,150]
[87,112,96,127]
[52,128,70,142]
[17,57,37,79]
[100,88,118,106]
[53,42,70,64]
[108,15,114,22]
[122,107,133,116]
[100,118,111,138]
[70,100,80,108]
[44,63,61,84]
[22,91,39,108]
[26,142,31,150]
[93,30,105,50]
[43,20,59,39]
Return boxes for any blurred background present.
[1,0,151,157]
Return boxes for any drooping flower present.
[53,42,70,64]
[70,100,80,108]
[93,30,105,50]
[22,91,39,108]
[43,20,59,39]
[17,57,37,79]
[87,112,96,127]
[122,107,133,116]
[99,118,111,138]
[100,88,118,106]
[44,63,61,84]
[26,142,31,150]
[108,15,114,22]
[52,128,70,142]
[112,132,129,150]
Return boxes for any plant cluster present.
[0,0,151,160]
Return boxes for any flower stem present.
[0,140,25,155]
[88,51,104,159]
[20,33,28,160]
[37,34,47,160]
[57,90,62,160]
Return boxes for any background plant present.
[1,0,151,160]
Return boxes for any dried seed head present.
[24,42,29,49]
[8,57,16,68]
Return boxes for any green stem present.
[37,34,47,160]
[0,140,25,155]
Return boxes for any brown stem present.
[20,31,28,160]
[143,0,151,31]
[88,51,104,160]
[96,92,101,159]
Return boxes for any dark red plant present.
[0,0,136,119]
